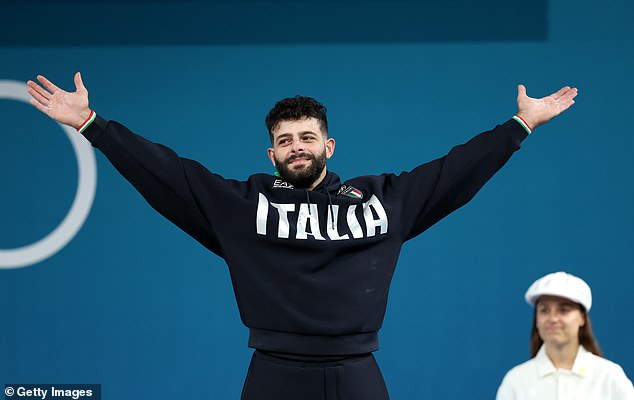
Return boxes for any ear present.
[267,147,277,167]
[325,137,336,159]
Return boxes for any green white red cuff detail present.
[77,110,96,133]
[512,115,532,134]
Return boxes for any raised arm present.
[26,72,226,255]
[27,72,92,129]
[396,84,578,240]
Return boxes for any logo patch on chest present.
[337,185,363,199]
[273,179,294,189]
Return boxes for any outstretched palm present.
[27,72,91,129]
[516,84,578,129]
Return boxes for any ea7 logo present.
[272,179,294,189]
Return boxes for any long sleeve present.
[81,115,223,255]
[384,118,528,241]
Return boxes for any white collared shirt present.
[496,345,634,400]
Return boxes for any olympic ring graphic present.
[0,80,97,269]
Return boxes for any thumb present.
[517,84,527,99]
[74,72,87,92]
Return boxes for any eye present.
[302,136,316,142]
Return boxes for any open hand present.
[27,72,92,130]
[516,84,578,130]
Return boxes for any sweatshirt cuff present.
[76,110,96,133]
[502,118,530,143]
[80,113,108,145]
[512,115,532,134]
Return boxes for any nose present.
[546,310,560,322]
[291,138,304,153]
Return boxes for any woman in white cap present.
[496,271,634,400]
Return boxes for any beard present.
[275,149,327,189]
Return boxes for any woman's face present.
[536,295,585,349]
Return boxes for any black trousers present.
[240,351,390,400]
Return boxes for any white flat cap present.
[524,271,592,311]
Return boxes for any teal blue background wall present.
[1,1,633,398]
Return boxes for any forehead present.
[272,117,325,138]
[536,295,579,307]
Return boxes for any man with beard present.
[27,72,577,400]
[265,97,333,190]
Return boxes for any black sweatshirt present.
[82,116,528,355]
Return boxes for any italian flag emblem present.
[338,185,364,199]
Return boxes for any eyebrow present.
[275,131,319,141]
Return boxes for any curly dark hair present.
[265,96,328,143]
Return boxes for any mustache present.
[286,152,315,163]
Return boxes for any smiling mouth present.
[287,154,313,164]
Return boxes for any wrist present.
[76,109,96,133]
[514,113,534,134]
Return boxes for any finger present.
[36,74,61,94]
[27,80,52,100]
[551,86,571,100]
[27,87,50,107]
[29,98,51,115]
[559,87,578,102]
[74,71,87,92]
[562,88,579,100]
[517,84,527,99]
